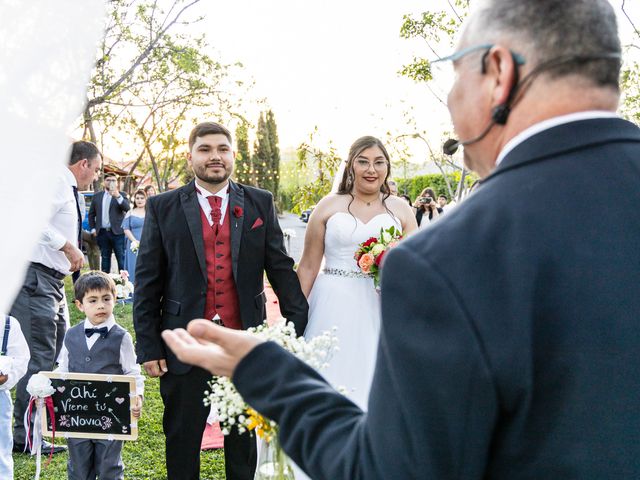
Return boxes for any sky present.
[198,0,640,162]
[199,0,452,160]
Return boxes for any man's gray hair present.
[469,0,621,89]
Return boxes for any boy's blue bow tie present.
[85,326,109,338]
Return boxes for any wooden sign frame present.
[40,371,138,441]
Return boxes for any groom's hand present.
[143,359,168,377]
[162,320,262,378]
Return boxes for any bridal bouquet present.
[205,320,338,479]
[109,271,134,299]
[130,240,140,254]
[354,225,403,288]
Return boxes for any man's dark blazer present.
[133,180,308,374]
[233,117,640,479]
[88,190,130,235]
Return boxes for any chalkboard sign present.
[40,372,138,440]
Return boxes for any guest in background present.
[122,189,146,284]
[413,187,442,226]
[144,185,157,197]
[399,194,412,206]
[77,193,101,272]
[387,179,398,196]
[438,194,450,213]
[0,314,30,478]
[88,173,130,273]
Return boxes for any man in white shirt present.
[10,140,101,454]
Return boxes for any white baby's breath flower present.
[205,319,338,437]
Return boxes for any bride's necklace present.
[354,194,379,207]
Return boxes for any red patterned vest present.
[200,204,242,330]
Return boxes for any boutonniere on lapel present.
[233,206,243,228]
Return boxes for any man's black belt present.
[30,262,66,280]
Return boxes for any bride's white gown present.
[291,211,400,479]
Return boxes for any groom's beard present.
[193,164,232,185]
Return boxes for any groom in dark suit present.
[163,1,640,479]
[134,122,308,480]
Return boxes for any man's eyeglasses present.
[433,43,526,73]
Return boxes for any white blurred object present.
[0,0,105,313]
[331,160,346,193]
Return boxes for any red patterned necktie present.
[207,196,222,226]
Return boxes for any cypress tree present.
[234,122,252,184]
[253,112,273,191]
[266,110,281,200]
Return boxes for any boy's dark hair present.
[188,122,232,150]
[104,172,118,180]
[69,141,101,166]
[74,271,117,302]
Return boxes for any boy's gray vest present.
[64,323,125,374]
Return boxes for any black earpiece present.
[492,104,511,125]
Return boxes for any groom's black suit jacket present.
[233,118,640,479]
[134,180,308,374]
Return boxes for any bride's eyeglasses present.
[355,159,388,171]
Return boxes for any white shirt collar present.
[63,166,78,188]
[496,111,620,166]
[195,179,229,200]
[83,315,116,331]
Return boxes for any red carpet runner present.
[201,283,283,450]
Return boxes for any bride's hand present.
[162,320,263,378]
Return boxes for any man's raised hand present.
[162,320,262,378]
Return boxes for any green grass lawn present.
[13,278,226,479]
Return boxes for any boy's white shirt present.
[0,315,30,391]
[55,315,145,396]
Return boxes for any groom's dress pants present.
[160,367,211,480]
[159,366,257,480]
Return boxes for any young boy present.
[56,271,144,480]
[0,314,30,479]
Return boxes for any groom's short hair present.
[189,122,233,150]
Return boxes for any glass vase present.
[255,436,295,480]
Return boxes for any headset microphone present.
[442,104,509,155]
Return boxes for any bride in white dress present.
[291,136,417,478]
